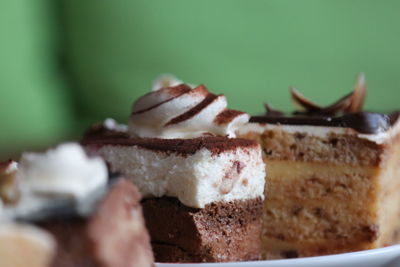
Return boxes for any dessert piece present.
[0,143,154,267]
[40,179,153,267]
[238,74,400,259]
[83,76,266,262]
[2,143,109,220]
[142,196,263,263]
[0,223,55,267]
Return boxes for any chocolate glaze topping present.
[255,75,397,134]
[251,112,391,134]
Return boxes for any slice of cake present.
[40,178,153,267]
[238,74,400,259]
[0,143,154,267]
[83,77,266,262]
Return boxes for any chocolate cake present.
[142,197,262,262]
[83,76,266,262]
[238,74,400,258]
[0,144,154,267]
[40,179,154,267]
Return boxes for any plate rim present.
[156,244,400,266]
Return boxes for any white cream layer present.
[94,144,265,208]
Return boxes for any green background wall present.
[1,0,400,158]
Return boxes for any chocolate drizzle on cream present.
[254,74,395,134]
[132,84,195,115]
[129,82,249,139]
[165,88,219,126]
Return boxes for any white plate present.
[156,244,400,267]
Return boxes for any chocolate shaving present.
[264,103,284,116]
[290,73,367,116]
[290,87,323,113]
[258,74,395,134]
[346,73,367,113]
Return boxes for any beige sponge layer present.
[240,128,400,259]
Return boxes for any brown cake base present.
[39,179,154,267]
[142,197,263,263]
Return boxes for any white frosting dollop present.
[0,143,108,220]
[151,74,185,92]
[129,75,249,139]
[17,143,107,199]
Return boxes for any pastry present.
[238,74,400,258]
[83,77,266,262]
[0,143,154,267]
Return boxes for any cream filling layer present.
[93,145,265,208]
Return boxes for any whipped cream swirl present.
[129,76,249,139]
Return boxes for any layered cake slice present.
[238,74,400,258]
[0,143,154,267]
[83,77,266,262]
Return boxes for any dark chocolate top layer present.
[254,75,400,134]
[83,124,257,156]
[250,112,392,134]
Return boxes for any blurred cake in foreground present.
[238,74,400,258]
[83,76,266,262]
[0,143,154,267]
[0,223,55,267]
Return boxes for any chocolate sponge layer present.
[142,197,263,263]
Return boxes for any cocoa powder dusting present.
[214,109,245,125]
[83,133,257,157]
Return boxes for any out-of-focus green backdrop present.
[1,0,400,159]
